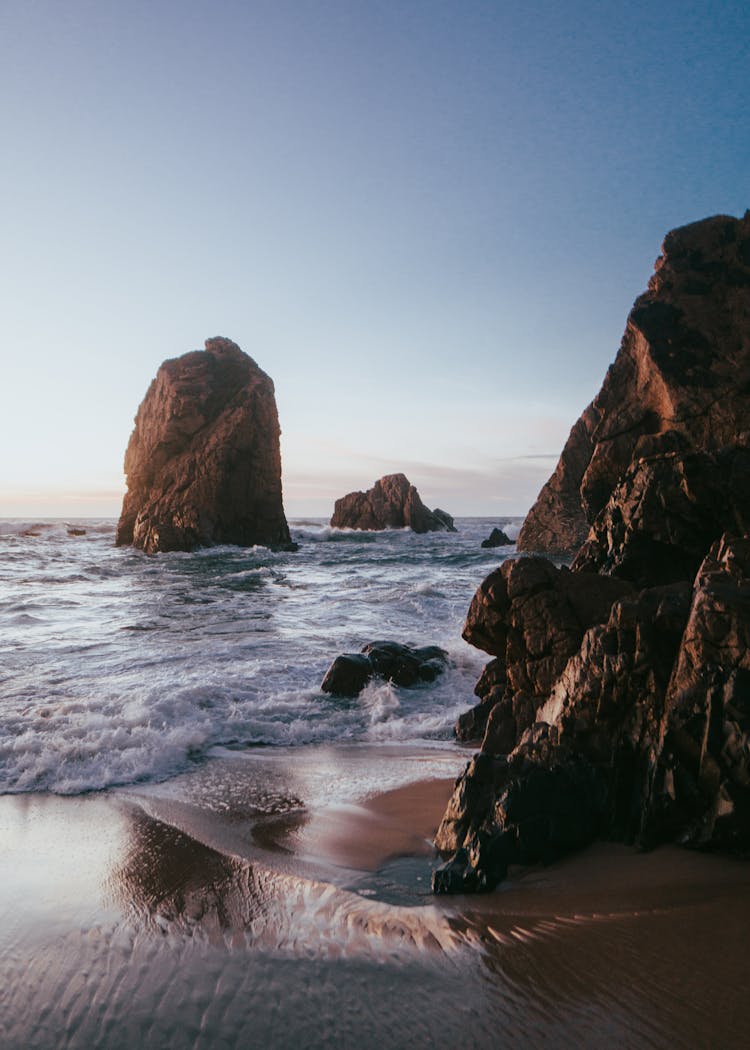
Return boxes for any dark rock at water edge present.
[436,535,750,891]
[320,654,373,697]
[116,337,294,554]
[321,641,449,697]
[481,527,513,548]
[330,474,455,533]
[437,214,750,893]
[432,508,458,532]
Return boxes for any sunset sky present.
[1,0,748,518]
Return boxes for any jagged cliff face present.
[116,337,292,553]
[435,213,750,894]
[519,212,750,554]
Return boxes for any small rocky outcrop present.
[116,338,293,553]
[321,641,448,697]
[330,474,455,533]
[481,527,513,549]
[518,212,750,554]
[435,214,750,893]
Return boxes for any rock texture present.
[116,338,293,553]
[321,641,448,697]
[330,474,455,533]
[436,214,750,893]
[518,212,750,554]
[481,527,513,549]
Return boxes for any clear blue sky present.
[1,0,747,517]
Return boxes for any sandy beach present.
[1,743,749,1049]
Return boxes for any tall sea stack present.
[116,337,293,553]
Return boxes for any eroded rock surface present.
[437,214,750,893]
[462,556,632,750]
[519,213,750,555]
[436,536,750,891]
[116,338,293,553]
[330,474,455,533]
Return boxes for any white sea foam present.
[0,516,519,794]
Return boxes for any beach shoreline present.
[2,745,750,1047]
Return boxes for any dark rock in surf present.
[320,654,374,697]
[461,555,632,752]
[481,527,513,549]
[330,474,455,533]
[116,337,293,554]
[321,641,449,697]
[432,508,458,532]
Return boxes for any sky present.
[1,0,748,519]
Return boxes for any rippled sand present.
[1,745,748,1049]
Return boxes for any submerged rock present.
[116,337,294,554]
[321,641,449,697]
[480,527,513,548]
[330,474,455,533]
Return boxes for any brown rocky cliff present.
[116,337,292,553]
[519,212,750,554]
[435,212,750,894]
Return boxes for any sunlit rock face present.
[437,214,750,893]
[116,337,293,553]
[519,212,750,555]
[330,473,456,533]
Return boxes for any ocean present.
[2,517,748,1049]
[0,516,517,796]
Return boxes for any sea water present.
[0,517,518,795]
[3,518,749,1050]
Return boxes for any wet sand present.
[1,745,749,1048]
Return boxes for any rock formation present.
[518,212,750,554]
[330,474,456,533]
[116,338,293,553]
[321,641,448,697]
[480,527,513,548]
[435,213,750,892]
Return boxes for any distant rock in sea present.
[116,337,294,553]
[434,212,750,894]
[330,474,456,533]
[518,212,750,554]
[480,527,513,548]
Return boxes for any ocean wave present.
[0,515,508,795]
